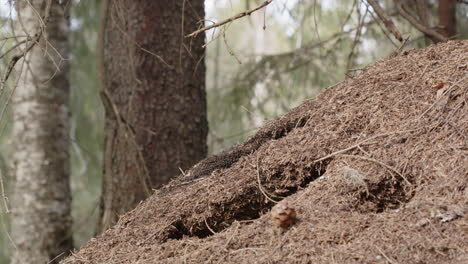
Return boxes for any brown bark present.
[98,0,207,233]
[394,0,448,42]
[11,1,72,263]
[438,0,457,38]
[367,0,403,41]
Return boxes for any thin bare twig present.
[366,0,403,41]
[417,75,467,120]
[222,28,242,64]
[256,154,278,203]
[185,0,273,38]
[313,0,321,43]
[394,0,447,43]
[0,0,53,99]
[313,129,420,164]
[375,245,400,264]
[347,2,368,70]
[0,165,8,213]
[0,39,28,60]
[339,154,411,185]
[204,217,217,235]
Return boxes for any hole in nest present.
[357,174,414,213]
[168,162,328,240]
[167,220,189,240]
[273,116,309,140]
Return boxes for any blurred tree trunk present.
[438,0,456,38]
[97,0,207,233]
[11,1,72,264]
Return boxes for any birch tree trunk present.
[97,0,207,233]
[11,1,72,263]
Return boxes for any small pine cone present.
[271,200,297,228]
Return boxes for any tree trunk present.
[11,1,72,264]
[98,0,207,233]
[438,0,456,38]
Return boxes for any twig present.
[339,154,411,185]
[313,0,321,43]
[100,89,152,197]
[346,3,367,70]
[256,154,278,203]
[204,216,217,235]
[0,46,28,139]
[314,139,376,164]
[222,29,242,64]
[185,0,273,38]
[375,245,399,264]
[0,39,28,60]
[0,0,53,99]
[313,129,420,164]
[366,0,403,41]
[0,35,36,98]
[108,5,172,69]
[47,252,65,264]
[410,64,429,98]
[0,165,9,213]
[393,35,410,55]
[0,35,27,41]
[223,221,240,250]
[394,0,447,43]
[363,2,398,48]
[0,211,16,249]
[417,75,467,120]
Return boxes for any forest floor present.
[64,40,467,264]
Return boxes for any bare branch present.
[394,0,447,43]
[0,0,53,99]
[185,0,273,38]
[366,0,403,41]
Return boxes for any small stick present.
[339,154,411,185]
[313,129,420,164]
[204,216,217,235]
[0,0,53,99]
[365,0,403,41]
[185,0,273,38]
[394,0,447,43]
[313,140,377,164]
[0,167,9,213]
[417,75,467,120]
[375,245,399,264]
[256,154,278,203]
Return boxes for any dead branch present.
[0,164,8,213]
[185,0,273,38]
[0,0,53,99]
[0,39,28,60]
[394,0,447,43]
[256,154,279,203]
[366,0,403,41]
[339,154,411,185]
[313,129,420,164]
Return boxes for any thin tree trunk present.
[415,0,432,45]
[97,0,207,233]
[438,0,456,38]
[11,1,72,263]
